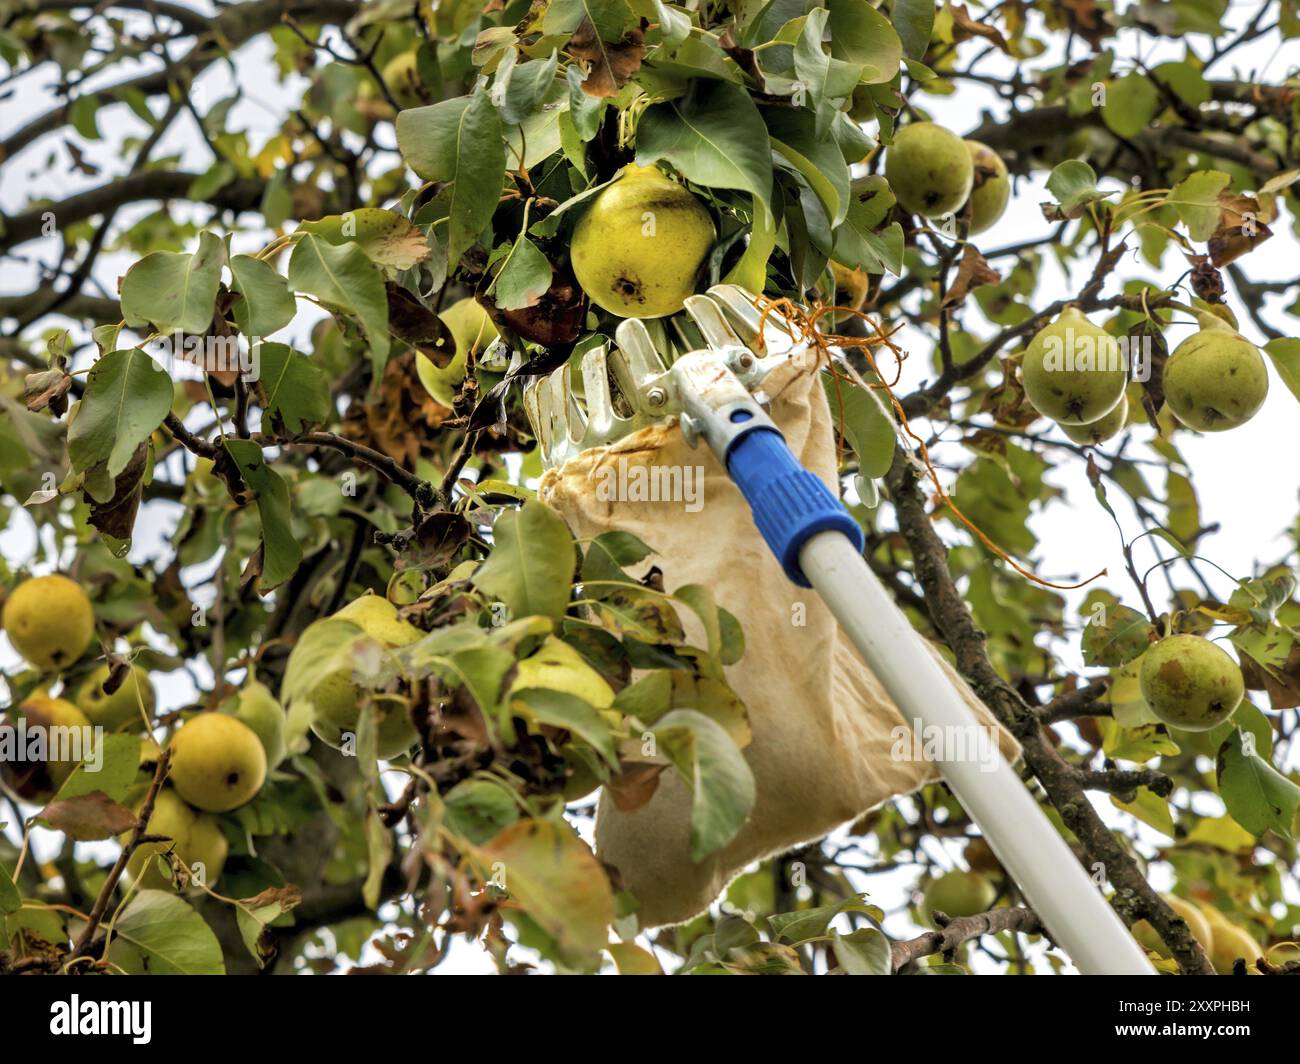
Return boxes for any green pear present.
[184,812,229,888]
[571,164,716,318]
[168,713,267,812]
[1163,325,1269,432]
[965,140,1010,234]
[1139,634,1243,731]
[1060,393,1129,445]
[73,663,155,732]
[381,51,428,110]
[1208,922,1263,974]
[921,870,996,920]
[1021,306,1128,424]
[885,122,974,219]
[231,680,287,770]
[415,297,499,408]
[2,574,95,671]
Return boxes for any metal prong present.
[682,293,745,350]
[612,318,673,417]
[579,344,616,444]
[706,284,798,355]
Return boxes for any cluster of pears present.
[571,163,716,319]
[884,122,1010,233]
[1138,633,1244,732]
[301,593,424,759]
[1130,894,1264,973]
[125,682,286,891]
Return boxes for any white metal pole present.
[799,530,1154,975]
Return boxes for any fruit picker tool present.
[522,284,1154,975]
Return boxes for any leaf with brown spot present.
[39,792,137,841]
[942,245,1001,308]
[569,16,645,98]
[24,368,72,415]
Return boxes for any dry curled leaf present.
[1208,191,1272,267]
[569,16,645,98]
[949,2,1011,52]
[942,245,1001,308]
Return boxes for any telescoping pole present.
[673,354,1155,975]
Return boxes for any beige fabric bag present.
[539,363,1017,928]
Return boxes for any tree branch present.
[890,905,1046,972]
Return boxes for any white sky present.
[1,1,1297,974]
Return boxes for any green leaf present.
[565,63,605,141]
[1045,160,1112,219]
[254,342,330,433]
[511,687,619,766]
[70,94,101,140]
[653,0,691,48]
[297,208,431,271]
[224,438,302,590]
[1111,785,1175,838]
[120,230,225,335]
[53,734,141,802]
[0,862,20,915]
[827,375,897,479]
[229,254,296,337]
[495,49,559,125]
[1102,73,1159,139]
[580,529,654,592]
[287,232,390,375]
[1264,338,1300,404]
[832,926,892,974]
[473,499,576,620]
[1082,604,1156,667]
[890,0,935,59]
[1217,729,1300,839]
[827,0,902,83]
[443,779,519,844]
[493,234,553,311]
[67,348,172,477]
[396,89,506,268]
[793,8,863,136]
[1168,170,1231,242]
[654,708,756,860]
[107,890,226,974]
[766,108,851,227]
[635,79,773,210]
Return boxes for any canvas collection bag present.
[539,361,1018,928]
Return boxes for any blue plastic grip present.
[723,425,865,587]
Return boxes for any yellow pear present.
[885,122,974,219]
[184,813,229,888]
[1131,895,1214,958]
[828,260,871,316]
[1020,306,1127,424]
[123,788,197,890]
[571,164,715,318]
[3,574,95,671]
[0,694,92,803]
[168,713,267,812]
[1208,922,1263,974]
[1139,634,1243,731]
[415,297,499,408]
[73,663,155,732]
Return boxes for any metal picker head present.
[522,284,817,469]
